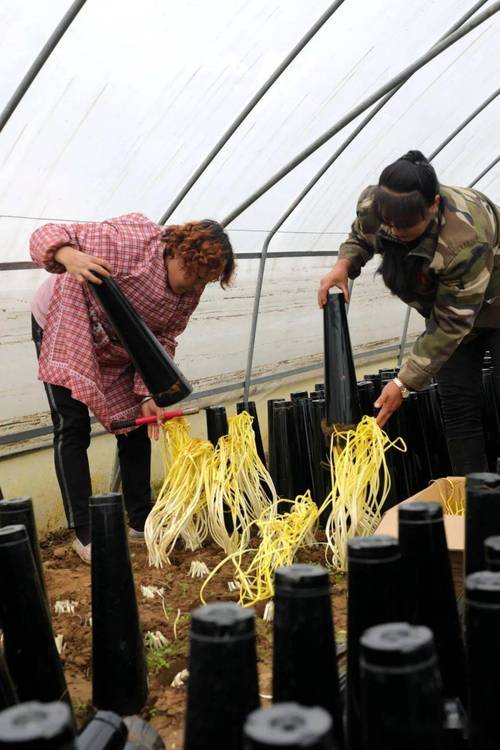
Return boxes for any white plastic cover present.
[1,0,499,426]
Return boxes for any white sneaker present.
[72,538,91,564]
[128,528,145,542]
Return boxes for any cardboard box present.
[375,477,465,590]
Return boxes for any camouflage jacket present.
[339,184,500,390]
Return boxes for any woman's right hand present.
[317,259,351,307]
[54,245,112,285]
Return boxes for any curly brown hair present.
[162,220,235,288]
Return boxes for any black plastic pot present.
[205,405,229,446]
[357,380,375,418]
[77,711,127,749]
[290,396,314,497]
[270,401,296,502]
[243,703,334,750]
[465,472,500,576]
[272,565,344,749]
[465,570,500,749]
[91,276,191,406]
[314,383,325,392]
[267,399,285,483]
[0,525,70,706]
[290,391,309,400]
[184,602,259,750]
[484,535,500,571]
[362,374,382,400]
[398,501,466,702]
[0,701,75,749]
[360,623,443,750]
[0,651,17,711]
[347,535,405,750]
[90,493,148,716]
[0,497,46,600]
[323,291,361,428]
[309,398,330,511]
[237,401,266,467]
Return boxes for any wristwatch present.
[392,377,410,399]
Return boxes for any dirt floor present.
[40,530,348,748]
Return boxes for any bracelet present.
[392,377,410,399]
[140,396,153,405]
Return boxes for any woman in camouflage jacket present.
[318,150,500,474]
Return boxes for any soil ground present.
[40,530,348,748]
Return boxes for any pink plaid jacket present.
[30,214,201,431]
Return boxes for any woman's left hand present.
[141,398,164,440]
[374,381,403,427]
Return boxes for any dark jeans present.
[436,329,500,475]
[32,316,152,530]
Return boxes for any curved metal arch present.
[241,0,493,402]
[157,0,347,225]
[222,0,500,228]
[0,0,87,136]
[469,155,500,187]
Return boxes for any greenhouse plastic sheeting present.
[0,0,499,427]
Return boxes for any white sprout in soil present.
[227,580,241,592]
[173,608,182,640]
[187,561,210,578]
[54,600,78,615]
[141,585,165,600]
[263,601,274,622]
[171,669,189,688]
[54,634,66,655]
[144,630,169,650]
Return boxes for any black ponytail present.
[373,150,439,229]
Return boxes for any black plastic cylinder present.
[267,399,285,483]
[0,651,17,711]
[290,391,309,400]
[243,703,334,750]
[237,401,266,467]
[77,711,128,749]
[0,701,75,749]
[0,525,70,705]
[270,401,295,502]
[184,602,259,750]
[323,291,361,427]
[357,380,375,418]
[465,570,500,749]
[465,472,500,576]
[272,565,344,749]
[360,623,443,750]
[362,374,382,399]
[91,276,191,406]
[347,535,405,750]
[90,494,148,716]
[290,397,314,497]
[484,536,500,571]
[0,497,47,599]
[310,398,330,510]
[314,383,325,393]
[398,501,466,702]
[205,405,229,446]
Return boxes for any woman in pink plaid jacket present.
[30,214,235,563]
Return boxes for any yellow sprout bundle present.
[145,419,212,566]
[201,491,320,608]
[145,412,277,566]
[323,415,406,571]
